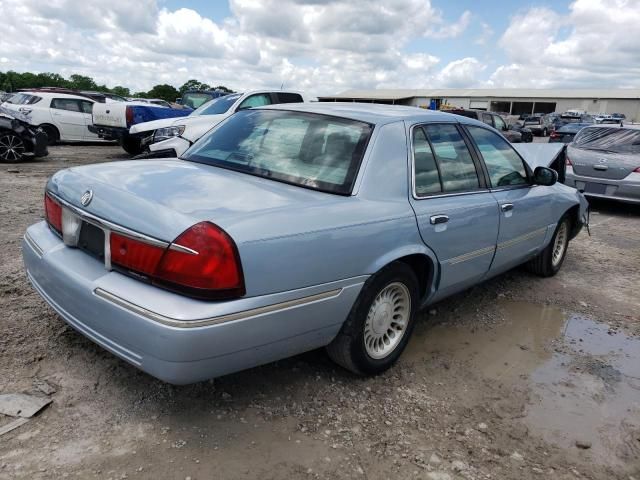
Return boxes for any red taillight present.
[155,222,244,297]
[109,222,245,299]
[550,131,559,139]
[125,106,134,127]
[110,233,165,276]
[633,166,640,173]
[44,194,62,232]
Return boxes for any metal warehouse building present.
[318,89,640,121]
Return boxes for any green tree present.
[110,86,131,98]
[68,74,98,90]
[179,79,210,94]
[146,84,180,102]
[214,85,234,93]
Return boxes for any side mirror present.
[533,166,557,186]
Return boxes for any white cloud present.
[0,0,476,95]
[435,57,485,88]
[491,0,640,88]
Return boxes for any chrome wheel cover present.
[363,282,411,359]
[0,134,25,162]
[552,221,568,267]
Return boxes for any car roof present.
[260,102,474,126]
[20,91,95,101]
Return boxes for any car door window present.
[467,126,528,187]
[237,94,271,110]
[423,124,480,192]
[493,115,506,131]
[79,101,93,114]
[275,93,303,104]
[51,98,81,112]
[412,127,441,195]
[481,113,493,127]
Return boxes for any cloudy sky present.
[1,0,639,96]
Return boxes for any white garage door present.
[469,100,488,110]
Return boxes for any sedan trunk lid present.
[567,145,639,180]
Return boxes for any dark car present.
[551,114,594,132]
[448,109,526,142]
[508,122,534,143]
[0,107,48,162]
[549,123,592,144]
[523,115,554,137]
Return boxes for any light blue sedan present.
[23,103,588,384]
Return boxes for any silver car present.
[565,125,640,204]
[23,103,588,384]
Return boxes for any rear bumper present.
[88,125,127,141]
[23,221,364,384]
[565,168,640,204]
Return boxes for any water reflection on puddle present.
[405,301,640,467]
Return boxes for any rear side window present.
[79,100,94,114]
[493,115,506,131]
[421,124,480,193]
[481,113,493,126]
[51,98,81,112]
[276,92,303,104]
[237,94,271,110]
[467,126,528,187]
[412,128,441,195]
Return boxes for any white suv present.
[1,91,103,144]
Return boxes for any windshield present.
[183,109,373,195]
[574,127,640,153]
[192,94,241,116]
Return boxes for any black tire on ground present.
[39,124,59,145]
[542,128,548,137]
[0,133,26,162]
[121,137,144,155]
[326,261,420,375]
[526,215,571,277]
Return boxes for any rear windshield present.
[183,109,373,195]
[524,117,541,124]
[193,94,241,116]
[574,127,640,154]
[182,92,215,109]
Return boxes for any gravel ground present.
[1,143,639,480]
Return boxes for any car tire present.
[40,124,59,145]
[121,137,144,155]
[0,133,26,162]
[542,128,548,137]
[526,216,571,277]
[326,261,419,375]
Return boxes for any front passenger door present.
[49,98,86,140]
[465,126,552,275]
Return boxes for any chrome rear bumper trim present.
[94,287,342,328]
[24,232,44,258]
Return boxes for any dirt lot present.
[1,144,639,480]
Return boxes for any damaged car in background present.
[0,107,48,162]
[566,125,640,204]
[132,90,307,158]
[23,103,588,384]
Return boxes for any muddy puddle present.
[405,301,640,468]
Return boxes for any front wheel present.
[121,137,144,155]
[0,133,26,162]
[527,216,571,277]
[326,262,419,375]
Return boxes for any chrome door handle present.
[501,203,514,212]
[430,214,449,225]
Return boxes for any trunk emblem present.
[81,190,93,206]
[598,158,608,163]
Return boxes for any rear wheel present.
[121,137,144,155]
[527,216,570,277]
[326,262,419,375]
[39,124,59,145]
[0,133,26,162]
[542,128,548,137]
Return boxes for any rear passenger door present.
[49,98,86,140]
[464,125,552,274]
[79,100,99,140]
[409,123,500,299]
